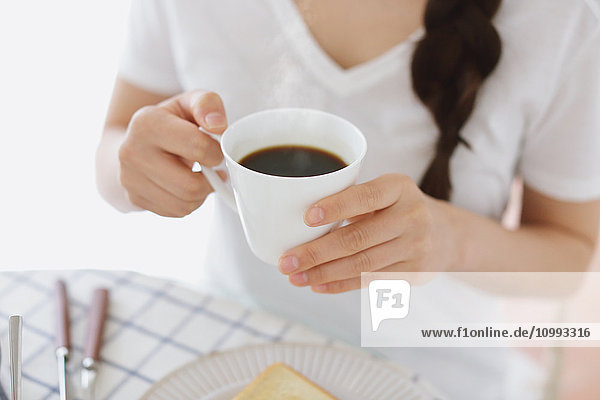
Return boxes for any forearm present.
[438,199,596,273]
[95,127,142,213]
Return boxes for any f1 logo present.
[368,280,411,332]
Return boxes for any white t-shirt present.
[119,0,600,398]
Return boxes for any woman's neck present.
[293,0,427,69]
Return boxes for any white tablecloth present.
[0,269,339,399]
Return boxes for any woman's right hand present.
[118,90,227,217]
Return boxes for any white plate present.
[141,343,442,400]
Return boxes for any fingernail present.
[205,112,226,129]
[312,284,328,292]
[279,255,299,274]
[289,272,308,286]
[305,207,325,226]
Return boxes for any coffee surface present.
[239,145,347,177]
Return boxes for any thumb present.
[178,90,228,134]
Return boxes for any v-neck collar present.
[267,0,424,96]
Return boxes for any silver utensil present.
[8,315,22,400]
[54,281,70,400]
[81,289,109,400]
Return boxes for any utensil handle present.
[84,288,109,360]
[8,315,22,400]
[54,280,71,350]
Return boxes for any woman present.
[96,0,600,397]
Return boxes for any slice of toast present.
[233,362,338,400]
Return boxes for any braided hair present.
[412,0,503,200]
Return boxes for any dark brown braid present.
[412,0,502,200]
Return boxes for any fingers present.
[288,224,433,294]
[120,89,229,217]
[279,175,434,294]
[309,264,412,294]
[304,174,410,227]
[345,212,375,224]
[129,106,223,166]
[288,233,428,290]
[121,148,213,203]
[287,237,404,287]
[312,277,362,294]
[150,154,214,202]
[122,170,204,217]
[189,91,228,133]
[159,118,223,166]
[279,207,404,274]
[148,90,228,165]
[161,90,228,134]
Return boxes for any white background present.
[0,0,212,282]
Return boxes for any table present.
[0,270,335,399]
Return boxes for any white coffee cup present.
[201,108,367,265]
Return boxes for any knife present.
[81,289,109,400]
[54,281,70,400]
[8,315,22,400]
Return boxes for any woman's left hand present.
[278,174,460,293]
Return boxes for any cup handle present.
[195,126,237,213]
[201,166,237,213]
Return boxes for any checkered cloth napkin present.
[0,270,332,399]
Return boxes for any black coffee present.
[239,145,347,177]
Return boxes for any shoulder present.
[152,0,275,34]
[495,0,600,42]
[582,0,600,22]
[489,0,600,98]
[155,0,273,17]
[498,0,600,21]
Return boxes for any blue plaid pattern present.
[0,270,329,399]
